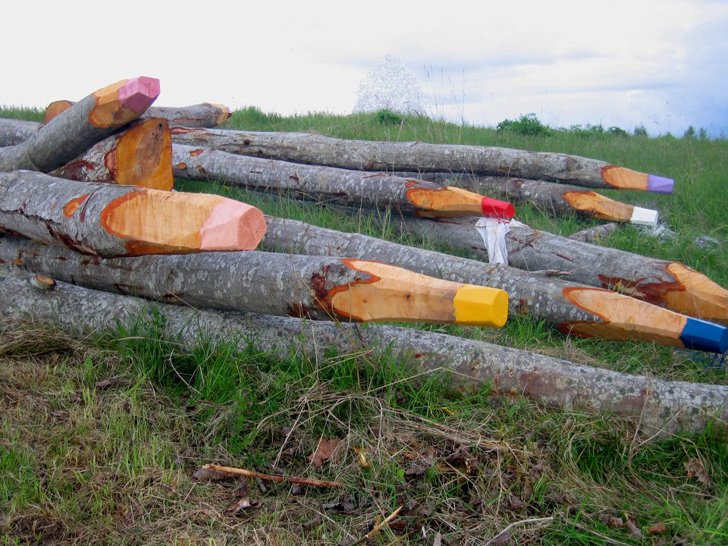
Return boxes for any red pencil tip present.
[481,197,515,219]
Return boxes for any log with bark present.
[172,144,514,219]
[0,171,266,256]
[1,265,725,435]
[0,119,39,147]
[51,118,173,190]
[0,77,159,173]
[0,235,508,327]
[256,215,726,353]
[382,214,728,323]
[169,126,674,193]
[568,223,620,243]
[44,101,231,128]
[394,172,659,225]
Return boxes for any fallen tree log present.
[1,265,725,435]
[568,223,620,243]
[0,236,508,327]
[257,215,726,353]
[394,172,658,225]
[172,144,514,219]
[0,171,266,256]
[45,101,231,128]
[382,214,728,322]
[0,119,39,147]
[52,118,173,190]
[169,126,674,193]
[0,77,159,173]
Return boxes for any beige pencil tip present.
[200,199,267,250]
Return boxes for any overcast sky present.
[3,0,727,136]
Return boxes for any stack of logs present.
[1,76,726,436]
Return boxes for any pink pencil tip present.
[119,76,160,113]
[200,199,267,250]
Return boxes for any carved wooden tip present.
[119,76,161,113]
[331,259,508,326]
[563,190,657,225]
[100,189,267,254]
[601,165,674,194]
[407,185,509,218]
[664,263,728,322]
[199,198,268,251]
[90,76,160,128]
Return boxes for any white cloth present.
[474,218,526,265]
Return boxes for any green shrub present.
[496,113,553,136]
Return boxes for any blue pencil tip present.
[681,318,728,353]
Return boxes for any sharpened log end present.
[453,285,509,327]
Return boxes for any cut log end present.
[207,103,232,125]
[562,190,658,225]
[44,100,73,124]
[115,118,173,190]
[406,184,514,218]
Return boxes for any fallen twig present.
[201,463,344,488]
[347,505,403,546]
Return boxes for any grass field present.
[1,106,727,545]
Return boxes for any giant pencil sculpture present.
[172,145,514,219]
[0,77,159,172]
[385,215,728,323]
[0,236,508,327]
[52,118,173,190]
[257,215,727,353]
[44,101,231,128]
[170,127,674,193]
[395,172,659,226]
[0,171,266,256]
[2,266,726,435]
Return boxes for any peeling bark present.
[0,171,266,256]
[1,264,725,435]
[386,215,728,322]
[172,144,513,219]
[0,77,159,173]
[169,127,672,192]
[0,235,507,327]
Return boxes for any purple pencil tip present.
[647,174,674,194]
[119,76,160,113]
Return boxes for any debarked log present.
[0,236,508,327]
[386,215,728,323]
[45,101,231,128]
[0,265,725,435]
[172,144,514,219]
[169,126,674,193]
[259,215,726,353]
[0,77,159,173]
[0,171,266,256]
[395,172,658,225]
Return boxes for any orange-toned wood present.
[405,184,484,217]
[114,118,173,190]
[600,166,649,191]
[562,190,633,221]
[663,263,728,322]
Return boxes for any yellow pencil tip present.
[453,285,509,327]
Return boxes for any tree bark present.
[51,118,173,190]
[257,215,726,353]
[0,119,39,147]
[1,265,725,435]
[568,223,620,243]
[0,171,266,256]
[45,101,231,128]
[172,144,514,219]
[0,235,508,327]
[169,127,674,193]
[385,215,728,322]
[394,172,658,225]
[0,77,159,173]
